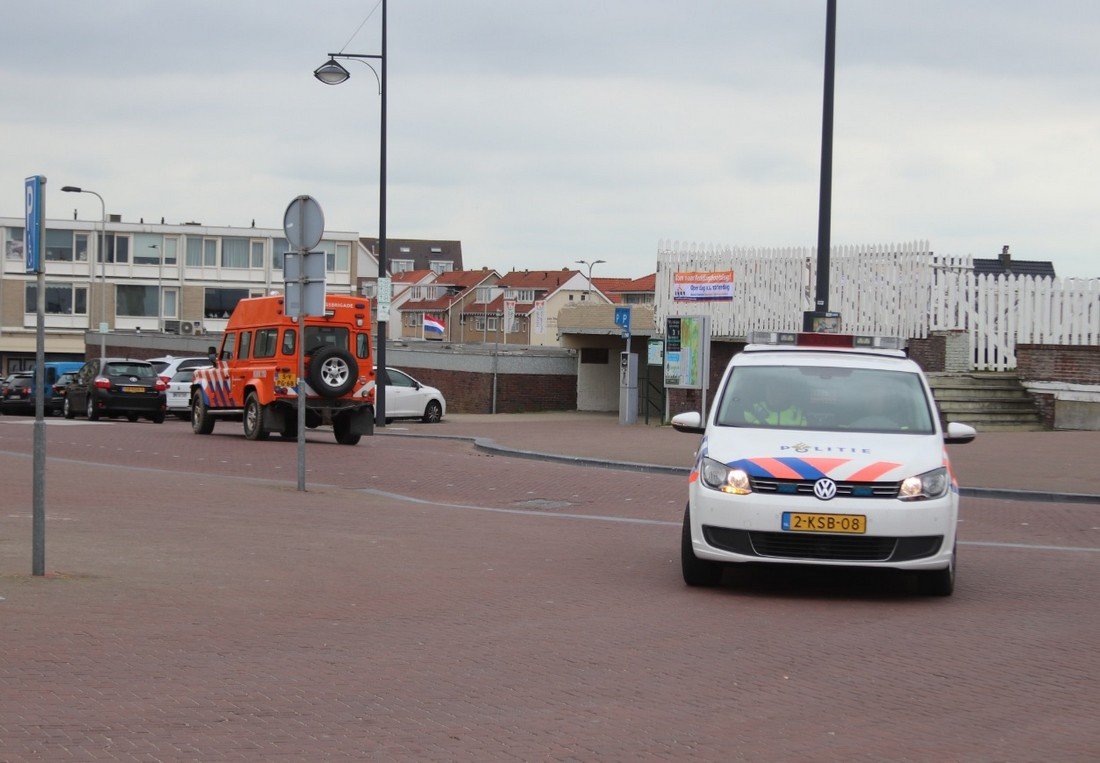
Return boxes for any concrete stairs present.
[926,372,1047,432]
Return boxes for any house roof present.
[360,237,464,273]
[392,269,435,284]
[973,247,1056,278]
[497,269,580,289]
[973,258,1056,278]
[591,274,657,303]
[397,269,498,313]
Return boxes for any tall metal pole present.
[814,0,837,315]
[376,0,388,427]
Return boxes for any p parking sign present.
[24,175,45,274]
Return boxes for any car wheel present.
[86,393,100,421]
[126,413,139,422]
[917,544,956,597]
[243,392,269,441]
[151,410,166,424]
[333,414,361,446]
[191,389,215,435]
[681,505,723,587]
[422,400,443,423]
[307,346,358,398]
[63,397,75,419]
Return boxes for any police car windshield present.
[715,366,935,434]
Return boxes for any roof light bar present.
[748,331,903,350]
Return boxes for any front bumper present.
[688,484,957,571]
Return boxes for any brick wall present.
[907,334,945,372]
[1016,344,1100,385]
[409,367,577,414]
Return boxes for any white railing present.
[656,241,1100,371]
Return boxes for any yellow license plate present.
[122,386,145,393]
[782,512,866,534]
[276,371,296,387]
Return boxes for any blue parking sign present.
[24,175,45,274]
[614,306,631,336]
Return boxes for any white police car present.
[672,332,977,596]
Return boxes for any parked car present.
[1,371,30,396]
[0,373,35,415]
[166,368,198,419]
[63,358,167,423]
[49,371,80,415]
[148,356,213,385]
[376,367,446,423]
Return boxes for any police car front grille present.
[703,527,943,563]
[749,477,901,499]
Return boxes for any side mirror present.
[944,421,977,445]
[671,411,705,434]
[207,346,217,360]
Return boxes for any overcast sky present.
[2,1,1098,279]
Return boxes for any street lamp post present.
[314,0,388,427]
[576,259,606,298]
[149,244,163,332]
[61,186,107,364]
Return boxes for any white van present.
[672,332,977,596]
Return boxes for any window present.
[185,237,202,267]
[135,242,160,265]
[203,239,216,266]
[162,288,178,319]
[254,328,279,358]
[101,233,129,263]
[430,260,453,274]
[5,227,24,261]
[116,285,158,317]
[220,333,237,361]
[282,329,296,355]
[250,241,265,269]
[580,348,610,364]
[506,289,535,302]
[164,238,178,265]
[356,332,371,359]
[25,282,88,315]
[222,237,250,269]
[272,238,290,270]
[476,286,494,303]
[399,246,411,253]
[390,259,414,273]
[304,326,349,353]
[403,312,417,328]
[204,288,249,319]
[238,331,252,360]
[44,229,76,261]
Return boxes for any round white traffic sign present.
[283,195,325,251]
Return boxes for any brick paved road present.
[1,417,1098,760]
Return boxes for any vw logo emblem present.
[813,478,837,501]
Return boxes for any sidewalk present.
[388,412,1100,500]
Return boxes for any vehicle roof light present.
[748,331,904,351]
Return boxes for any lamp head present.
[314,58,351,85]
[61,186,82,193]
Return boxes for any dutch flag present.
[423,314,446,336]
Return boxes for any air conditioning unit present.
[164,320,181,334]
[181,321,197,335]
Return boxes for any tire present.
[243,393,269,441]
[63,397,75,419]
[422,400,443,423]
[333,414,361,446]
[681,505,723,587]
[86,393,100,421]
[191,389,215,435]
[307,346,357,398]
[151,410,166,424]
[126,413,139,422]
[917,544,956,596]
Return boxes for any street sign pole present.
[25,175,47,576]
[282,195,326,492]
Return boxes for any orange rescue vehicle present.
[190,294,376,445]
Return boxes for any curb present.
[377,431,1100,505]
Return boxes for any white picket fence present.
[656,240,1100,371]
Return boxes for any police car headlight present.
[701,458,752,495]
[899,467,949,501]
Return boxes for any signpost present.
[25,175,46,576]
[282,195,326,492]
